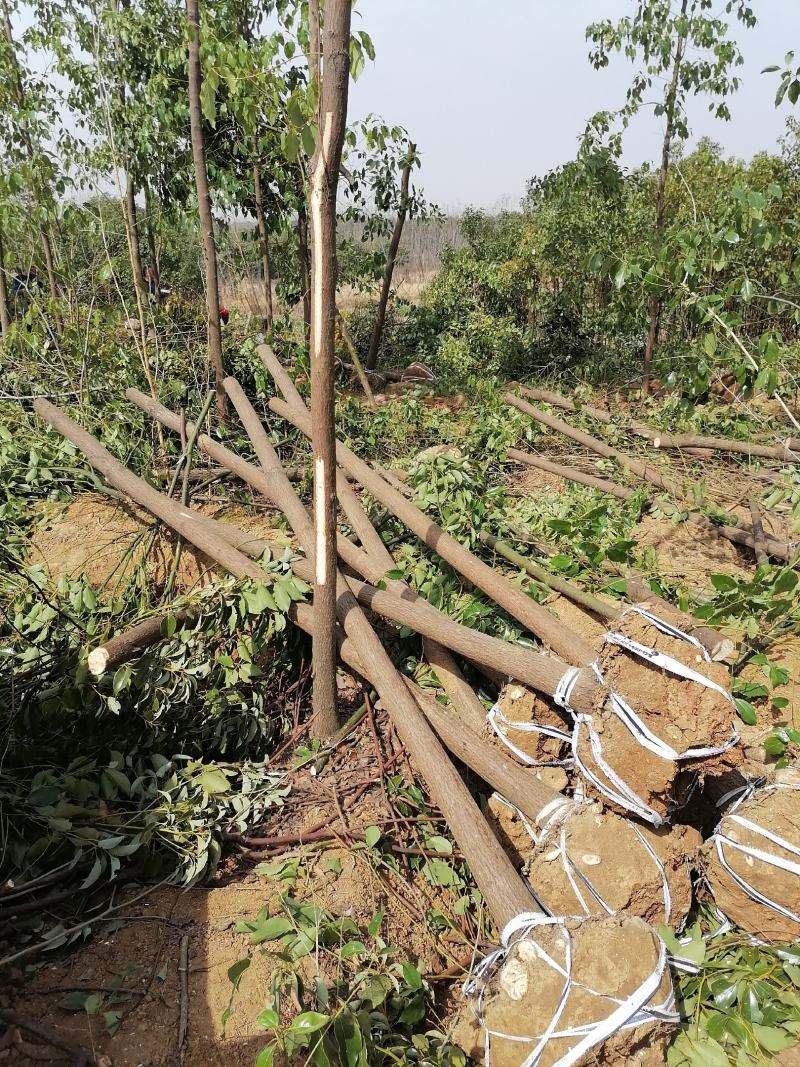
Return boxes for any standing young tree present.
[308,0,351,736]
[586,0,756,394]
[186,0,227,421]
[0,0,61,306]
[0,209,10,336]
[366,139,415,370]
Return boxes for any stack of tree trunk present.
[506,391,796,564]
[29,358,799,1064]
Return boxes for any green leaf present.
[247,915,294,945]
[735,699,758,725]
[60,991,92,1012]
[258,1007,279,1030]
[402,962,423,990]
[773,568,799,594]
[363,825,381,849]
[710,573,738,592]
[255,1043,276,1067]
[227,957,250,991]
[289,1011,329,1034]
[763,735,786,756]
[197,766,229,795]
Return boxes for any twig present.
[749,494,769,565]
[178,933,190,1052]
[0,1009,96,1066]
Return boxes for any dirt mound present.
[545,593,607,645]
[634,515,752,591]
[28,494,286,598]
[511,465,568,496]
[454,916,674,1067]
[703,782,800,944]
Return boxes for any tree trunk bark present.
[252,159,273,330]
[296,184,311,340]
[186,0,227,422]
[143,181,161,304]
[366,141,415,370]
[642,0,688,397]
[0,224,11,336]
[124,177,149,309]
[305,0,352,737]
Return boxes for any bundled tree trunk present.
[366,140,416,371]
[186,0,227,421]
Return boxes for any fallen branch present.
[749,495,769,566]
[0,1009,95,1066]
[507,449,634,502]
[506,392,794,562]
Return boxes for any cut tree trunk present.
[518,385,800,463]
[123,175,149,312]
[366,141,416,371]
[33,398,537,929]
[267,395,597,665]
[186,0,227,422]
[508,449,634,502]
[506,393,793,562]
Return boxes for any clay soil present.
[29,493,288,599]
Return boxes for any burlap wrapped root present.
[453,915,676,1067]
[574,606,740,823]
[703,781,800,944]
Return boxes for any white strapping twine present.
[488,607,739,826]
[464,912,678,1067]
[709,781,800,930]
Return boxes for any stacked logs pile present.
[30,354,799,1067]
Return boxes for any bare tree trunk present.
[307,0,352,736]
[252,159,273,329]
[143,181,161,304]
[642,0,687,397]
[186,0,227,422]
[0,224,11,336]
[366,141,415,371]
[124,177,149,308]
[296,177,311,341]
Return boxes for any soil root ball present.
[489,684,572,767]
[576,606,740,824]
[454,914,676,1067]
[524,801,700,930]
[703,782,800,944]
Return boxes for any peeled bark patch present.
[704,783,800,944]
[525,802,700,929]
[460,916,675,1067]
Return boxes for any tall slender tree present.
[586,0,756,395]
[308,0,352,736]
[366,139,416,370]
[0,218,10,336]
[186,0,227,421]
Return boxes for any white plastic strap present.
[466,912,678,1067]
[710,783,800,928]
[487,702,572,769]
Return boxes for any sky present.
[348,0,800,210]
